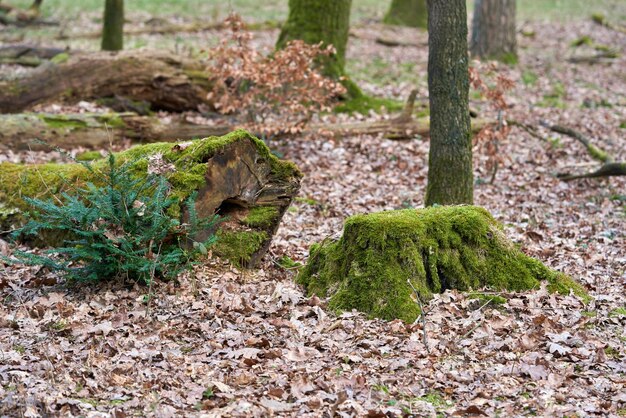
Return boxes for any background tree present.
[470,0,517,63]
[383,0,427,29]
[276,0,355,94]
[425,0,473,206]
[101,0,124,51]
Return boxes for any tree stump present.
[0,51,212,113]
[297,206,587,322]
[0,130,301,267]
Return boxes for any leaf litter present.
[1,18,626,417]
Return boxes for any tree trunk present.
[470,0,517,63]
[425,0,473,206]
[101,0,124,51]
[0,51,212,113]
[276,0,352,82]
[383,0,427,29]
[0,112,231,151]
[0,130,302,268]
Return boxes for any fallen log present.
[0,110,488,150]
[0,51,212,113]
[0,130,302,268]
[0,44,68,67]
[308,116,488,139]
[0,112,230,150]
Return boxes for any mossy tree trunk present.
[470,0,517,63]
[0,130,301,268]
[101,0,124,51]
[276,0,359,97]
[425,0,473,206]
[383,0,427,29]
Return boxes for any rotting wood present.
[0,112,231,151]
[0,51,212,113]
[0,130,302,268]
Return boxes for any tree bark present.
[0,51,212,113]
[101,0,124,51]
[425,0,473,206]
[0,112,231,151]
[276,0,352,82]
[470,0,517,63]
[0,131,302,268]
[383,0,427,29]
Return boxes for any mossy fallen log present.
[0,51,212,113]
[297,206,587,322]
[0,112,231,150]
[0,130,301,267]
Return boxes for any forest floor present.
[1,4,626,418]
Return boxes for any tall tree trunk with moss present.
[470,0,517,63]
[383,0,427,29]
[101,0,124,51]
[425,0,473,206]
[276,0,359,96]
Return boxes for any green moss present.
[242,206,280,229]
[335,95,403,115]
[297,206,588,322]
[571,36,593,47]
[39,115,88,130]
[96,113,126,129]
[214,230,268,266]
[76,151,104,162]
[50,52,70,65]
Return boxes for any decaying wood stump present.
[298,206,587,322]
[0,51,212,113]
[0,112,231,150]
[0,130,301,267]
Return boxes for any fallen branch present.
[591,13,626,34]
[568,50,619,64]
[536,121,625,180]
[0,51,212,113]
[557,162,626,181]
[541,122,612,163]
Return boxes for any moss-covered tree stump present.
[0,130,301,267]
[297,206,586,322]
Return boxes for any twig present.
[406,279,429,353]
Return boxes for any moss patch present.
[214,230,268,266]
[76,151,104,162]
[242,206,280,229]
[297,206,587,322]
